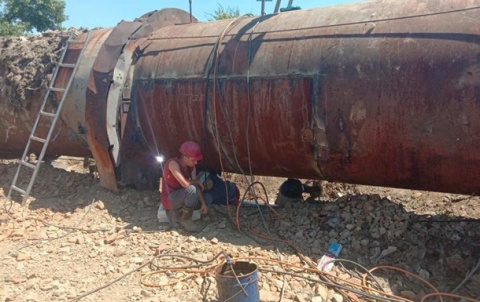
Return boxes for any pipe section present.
[132,0,480,194]
[0,1,479,195]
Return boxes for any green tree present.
[207,4,240,21]
[0,0,67,36]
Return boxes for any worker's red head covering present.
[179,141,203,160]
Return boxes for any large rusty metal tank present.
[1,0,479,194]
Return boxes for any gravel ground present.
[1,156,480,302]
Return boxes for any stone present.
[295,293,309,302]
[315,284,328,300]
[105,234,117,244]
[58,246,71,253]
[400,290,416,300]
[131,257,144,264]
[52,212,64,221]
[95,201,105,210]
[332,293,344,302]
[259,289,278,302]
[16,252,31,261]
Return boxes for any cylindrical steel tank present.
[0,0,479,194]
[132,0,480,194]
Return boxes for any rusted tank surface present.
[132,0,480,194]
[0,1,479,195]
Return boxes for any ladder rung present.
[40,111,56,118]
[50,87,66,92]
[31,136,46,143]
[11,186,26,195]
[59,63,76,68]
[20,160,36,170]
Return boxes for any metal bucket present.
[215,261,259,302]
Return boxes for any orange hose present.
[362,266,442,302]
[236,256,411,302]
[421,292,480,302]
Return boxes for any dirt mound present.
[0,30,85,110]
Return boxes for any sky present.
[62,0,361,29]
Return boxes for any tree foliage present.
[0,0,67,36]
[207,4,240,21]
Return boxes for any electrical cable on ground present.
[15,198,95,251]
[321,258,386,292]
[362,266,442,302]
[421,292,480,302]
[451,257,480,294]
[72,239,188,301]
[141,250,253,302]
[259,268,406,302]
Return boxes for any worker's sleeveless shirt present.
[161,157,193,210]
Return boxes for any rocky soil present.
[1,156,480,302]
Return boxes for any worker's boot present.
[165,208,181,229]
[179,206,204,232]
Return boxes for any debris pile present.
[0,30,86,109]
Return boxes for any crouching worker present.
[275,178,322,206]
[161,141,209,232]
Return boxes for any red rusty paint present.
[131,0,480,194]
[1,2,480,195]
[86,22,143,191]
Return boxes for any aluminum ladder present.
[7,31,91,206]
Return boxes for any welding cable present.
[3,195,15,219]
[140,251,426,302]
[149,252,225,269]
[73,239,189,301]
[245,20,260,183]
[244,193,281,217]
[239,234,409,301]
[362,266,443,302]
[242,181,273,233]
[142,251,248,292]
[451,257,480,293]
[246,220,317,267]
[259,268,406,302]
[241,19,262,206]
[141,265,218,287]
[421,292,480,302]
[141,253,479,302]
[16,198,96,251]
[236,181,279,232]
[219,250,250,298]
[150,6,480,42]
[222,279,258,302]
[244,224,396,302]
[142,253,227,287]
[238,255,410,302]
[246,221,363,302]
[320,258,386,293]
[321,259,385,302]
[211,15,251,227]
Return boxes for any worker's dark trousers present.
[168,185,212,210]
